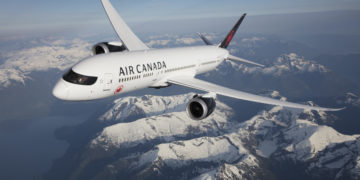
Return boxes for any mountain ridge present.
[42,92,360,180]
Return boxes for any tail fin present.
[219,13,246,49]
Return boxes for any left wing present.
[101,0,149,51]
[167,76,344,111]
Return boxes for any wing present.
[101,0,149,51]
[167,76,344,111]
[227,54,265,67]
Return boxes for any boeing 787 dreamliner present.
[53,0,343,120]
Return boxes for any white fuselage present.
[52,46,229,101]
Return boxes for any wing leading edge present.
[168,76,344,112]
[101,0,149,51]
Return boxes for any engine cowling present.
[186,94,216,120]
[92,41,126,55]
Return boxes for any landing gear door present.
[103,73,113,91]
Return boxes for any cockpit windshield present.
[63,69,97,85]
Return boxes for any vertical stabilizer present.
[219,13,246,49]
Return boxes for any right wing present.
[101,0,149,51]
[227,55,265,67]
[168,76,344,112]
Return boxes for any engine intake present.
[186,94,216,120]
[92,41,127,55]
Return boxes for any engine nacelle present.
[186,94,216,120]
[92,41,126,55]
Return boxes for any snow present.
[219,164,242,179]
[87,92,360,179]
[219,53,329,76]
[99,94,194,122]
[93,112,195,150]
[193,161,257,180]
[0,39,91,88]
[284,120,357,160]
[91,94,233,150]
[136,136,241,168]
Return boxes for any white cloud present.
[0,39,91,88]
[229,48,239,54]
[148,34,178,40]
[203,34,217,41]
[146,39,170,47]
[241,37,265,44]
[176,37,200,45]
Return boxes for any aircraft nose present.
[52,80,69,100]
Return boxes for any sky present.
[1,0,360,34]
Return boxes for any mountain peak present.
[99,93,194,122]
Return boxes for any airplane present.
[52,0,343,120]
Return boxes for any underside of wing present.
[167,76,344,112]
[101,0,149,51]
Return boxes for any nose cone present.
[52,79,69,100]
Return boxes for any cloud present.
[241,37,265,44]
[146,39,171,47]
[0,39,91,88]
[145,34,205,47]
[176,37,201,45]
[148,34,179,40]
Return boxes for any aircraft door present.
[103,73,113,91]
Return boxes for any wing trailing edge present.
[168,76,344,112]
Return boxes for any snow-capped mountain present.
[201,53,358,99]
[338,93,360,107]
[212,53,329,77]
[91,93,233,153]
[98,94,196,122]
[43,92,360,180]
[0,39,91,88]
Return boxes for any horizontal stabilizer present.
[197,33,213,45]
[227,55,265,67]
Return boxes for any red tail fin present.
[219,13,246,49]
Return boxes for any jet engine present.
[186,93,216,120]
[92,41,126,55]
